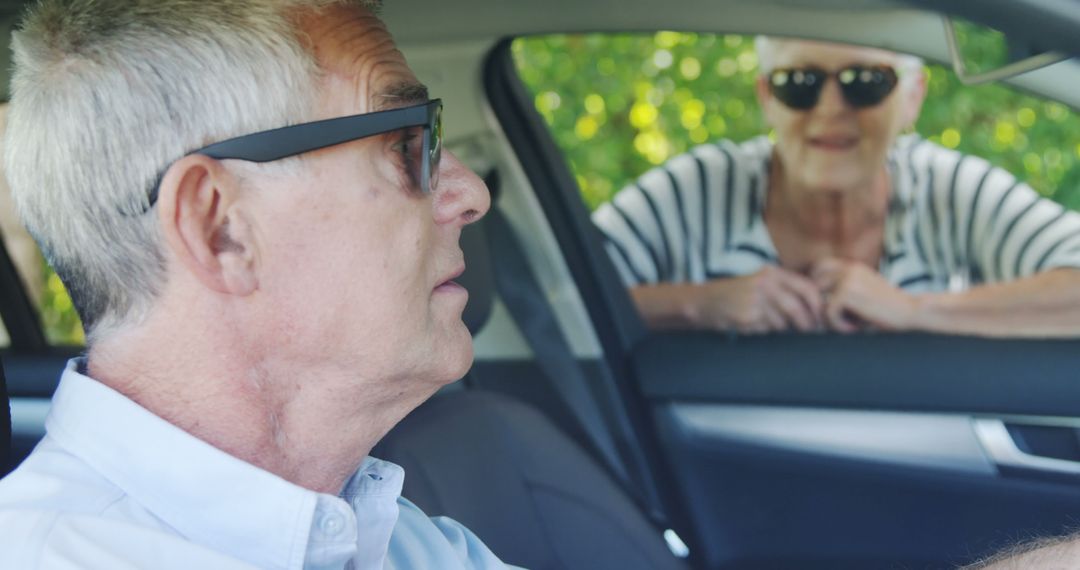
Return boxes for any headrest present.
[458,170,500,336]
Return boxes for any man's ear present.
[156,155,258,296]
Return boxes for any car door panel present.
[636,333,1080,416]
[635,333,1080,568]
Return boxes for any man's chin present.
[432,326,475,385]
[452,346,474,375]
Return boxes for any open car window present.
[511,32,1080,337]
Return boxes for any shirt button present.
[320,512,345,536]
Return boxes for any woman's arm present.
[914,268,1080,337]
[812,259,1080,337]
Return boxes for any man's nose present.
[433,150,491,227]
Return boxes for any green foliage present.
[512,33,1080,213]
[41,260,84,345]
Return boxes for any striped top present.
[592,135,1080,293]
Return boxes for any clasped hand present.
[699,259,919,334]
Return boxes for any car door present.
[485,15,1080,570]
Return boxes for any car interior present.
[4,0,1080,569]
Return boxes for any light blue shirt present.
[0,359,517,569]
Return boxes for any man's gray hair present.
[5,0,379,342]
[754,35,924,87]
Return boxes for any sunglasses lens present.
[769,68,825,110]
[839,65,898,108]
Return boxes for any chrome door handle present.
[973,418,1080,476]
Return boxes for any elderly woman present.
[592,38,1080,336]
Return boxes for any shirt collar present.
[298,456,406,569]
[43,358,397,570]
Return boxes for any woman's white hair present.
[4,0,378,342]
[754,35,924,87]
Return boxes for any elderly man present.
[0,1,511,568]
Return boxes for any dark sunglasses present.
[147,98,443,205]
[767,65,899,110]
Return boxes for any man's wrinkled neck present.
[83,306,400,496]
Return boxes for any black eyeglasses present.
[767,65,899,110]
[147,98,443,205]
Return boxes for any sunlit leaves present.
[585,94,606,115]
[513,32,767,209]
[680,57,702,80]
[941,128,961,148]
[680,99,706,129]
[1017,108,1036,127]
[42,264,83,345]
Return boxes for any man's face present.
[249,6,489,390]
[758,40,922,192]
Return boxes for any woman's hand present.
[809,258,919,333]
[696,266,824,334]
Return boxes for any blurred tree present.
[512,33,1080,213]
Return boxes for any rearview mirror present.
[943,15,1069,85]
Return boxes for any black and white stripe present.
[593,135,1080,292]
